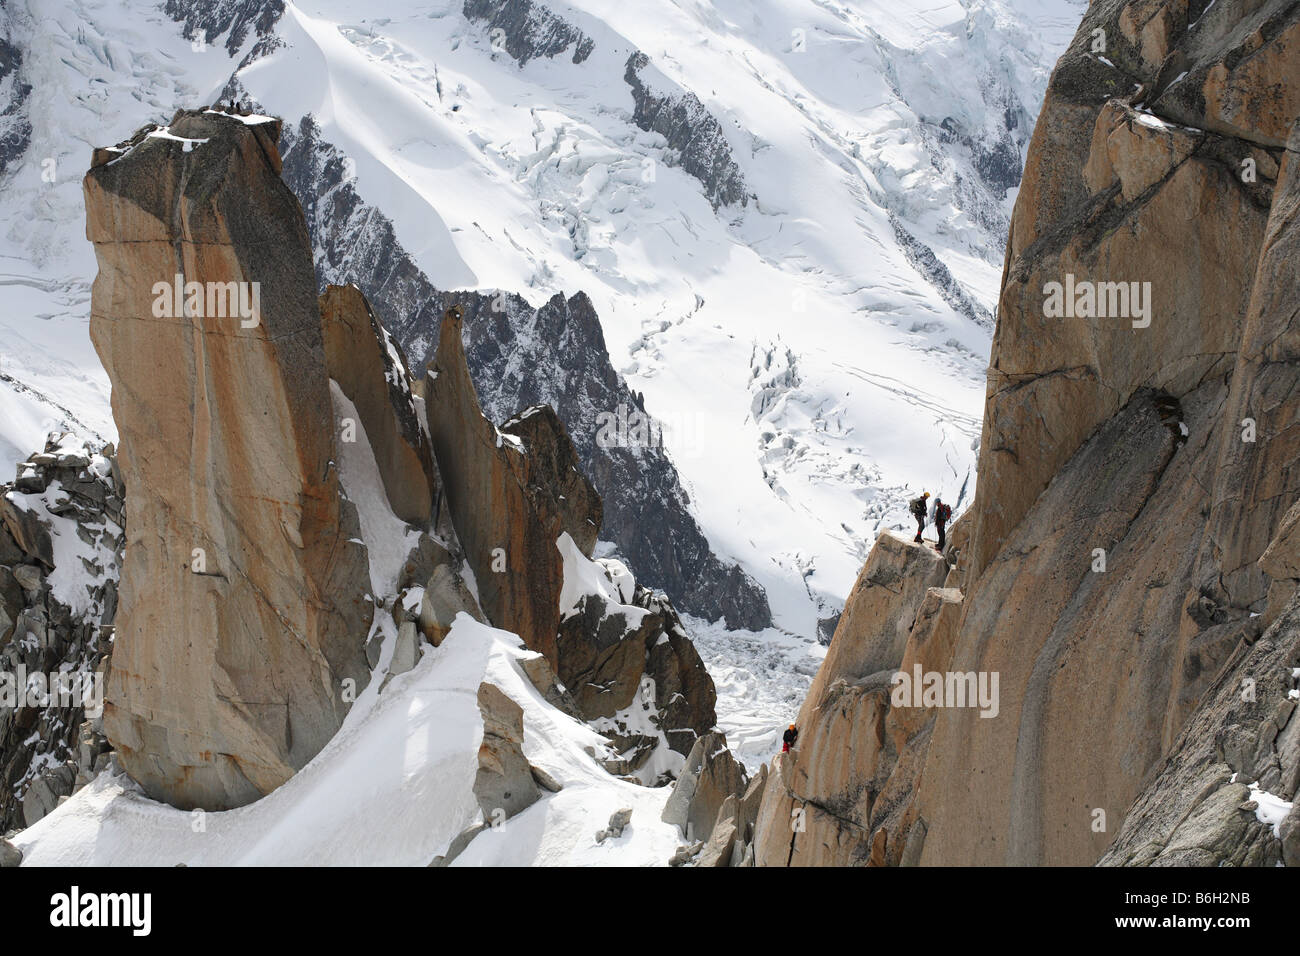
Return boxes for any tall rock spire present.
[85,109,373,810]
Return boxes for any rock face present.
[0,436,121,831]
[967,0,1295,585]
[806,532,948,702]
[85,108,373,810]
[424,304,590,666]
[320,283,440,529]
[753,0,1300,866]
[474,682,540,822]
[623,52,750,211]
[662,731,747,842]
[462,0,594,66]
[751,533,958,867]
[1099,588,1300,866]
[500,405,602,556]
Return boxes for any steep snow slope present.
[0,0,1084,635]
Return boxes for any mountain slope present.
[0,0,1083,635]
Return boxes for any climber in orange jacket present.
[782,724,799,753]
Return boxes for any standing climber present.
[933,495,952,553]
[909,492,930,543]
[782,724,799,753]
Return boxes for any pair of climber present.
[909,491,951,552]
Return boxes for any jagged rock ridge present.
[273,112,772,630]
[425,301,719,762]
[423,302,576,666]
[164,0,284,61]
[64,105,725,825]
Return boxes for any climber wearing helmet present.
[909,492,930,543]
[782,724,799,753]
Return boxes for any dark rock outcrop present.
[552,540,718,765]
[463,0,594,65]
[889,213,993,329]
[0,5,32,179]
[624,52,751,211]
[557,593,661,721]
[637,587,718,756]
[0,436,120,831]
[500,405,601,556]
[164,0,284,61]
